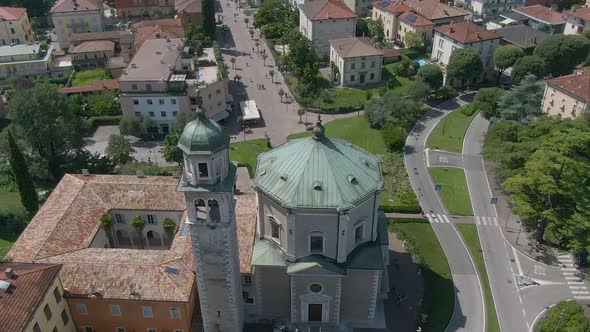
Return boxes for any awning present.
[209,110,229,122]
[239,100,260,121]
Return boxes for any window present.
[146,84,152,91]
[161,111,167,117]
[171,99,177,105]
[143,306,153,317]
[135,112,141,117]
[370,73,374,80]
[159,99,165,104]
[350,75,355,81]
[115,214,124,224]
[243,291,255,304]
[133,99,139,105]
[216,89,221,94]
[198,163,209,177]
[61,309,69,325]
[355,224,364,243]
[53,287,62,303]
[77,303,88,315]
[147,99,153,105]
[173,111,178,117]
[174,330,184,332]
[309,283,323,293]
[111,304,121,316]
[116,328,126,332]
[269,217,280,239]
[44,304,52,320]
[33,323,41,332]
[147,329,157,332]
[149,111,155,117]
[351,63,356,70]
[438,39,444,48]
[84,327,94,332]
[170,307,181,319]
[243,274,253,285]
[132,84,138,90]
[310,234,324,253]
[147,215,156,225]
[361,62,365,69]
[53,327,58,332]
[371,61,375,68]
[10,28,14,34]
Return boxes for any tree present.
[536,301,590,331]
[234,74,242,85]
[381,125,406,151]
[297,108,305,123]
[253,0,298,31]
[8,83,85,183]
[100,213,115,248]
[408,80,430,102]
[512,55,545,82]
[494,45,524,83]
[7,130,38,215]
[230,57,236,70]
[119,116,142,137]
[473,87,505,119]
[404,31,423,49]
[255,41,260,51]
[244,17,249,28]
[106,134,135,165]
[175,110,197,131]
[269,69,275,82]
[163,130,183,165]
[202,0,216,38]
[142,116,154,133]
[367,19,385,46]
[534,34,590,76]
[163,217,177,243]
[416,64,443,91]
[131,215,146,249]
[288,32,319,84]
[496,74,543,123]
[364,90,421,129]
[85,90,120,116]
[356,18,369,37]
[583,28,590,40]
[236,115,245,139]
[278,88,285,102]
[330,61,340,83]
[446,48,483,90]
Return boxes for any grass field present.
[390,218,454,332]
[72,68,110,87]
[429,167,473,215]
[0,190,22,212]
[0,238,13,259]
[426,106,478,153]
[456,224,500,332]
[229,138,271,176]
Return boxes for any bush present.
[473,87,505,119]
[381,125,407,151]
[85,115,122,129]
[459,104,476,116]
[119,116,142,137]
[0,209,28,242]
[117,162,180,176]
[432,85,457,101]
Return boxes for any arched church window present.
[195,199,207,221]
[208,199,220,222]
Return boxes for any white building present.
[329,37,384,86]
[50,0,104,49]
[471,0,524,21]
[431,21,501,84]
[564,7,590,35]
[0,7,34,45]
[0,43,58,83]
[299,0,357,54]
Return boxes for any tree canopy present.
[496,74,543,123]
[254,0,298,39]
[446,48,483,90]
[106,134,135,165]
[287,32,320,84]
[367,19,385,46]
[201,0,216,38]
[364,90,421,129]
[494,45,523,83]
[416,64,443,90]
[535,301,590,332]
[473,87,505,119]
[404,31,423,49]
[533,34,590,76]
[163,130,183,165]
[511,55,545,82]
[7,130,38,215]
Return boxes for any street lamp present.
[505,200,514,228]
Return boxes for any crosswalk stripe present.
[559,257,574,262]
[426,214,434,223]
[572,291,590,295]
[432,215,440,223]
[568,281,585,285]
[563,272,577,276]
[562,268,578,272]
[566,276,581,280]
[493,218,499,226]
[475,216,480,225]
[570,286,587,290]
[483,217,488,226]
[442,215,451,224]
[574,296,590,300]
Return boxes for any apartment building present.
[470,0,524,21]
[329,37,384,86]
[432,21,501,84]
[175,0,202,29]
[50,0,104,49]
[398,11,435,45]
[71,30,135,62]
[513,5,566,33]
[115,0,176,17]
[131,18,185,49]
[541,67,590,119]
[0,43,56,83]
[0,262,75,332]
[564,7,590,35]
[69,40,115,69]
[0,7,34,45]
[372,1,413,40]
[299,0,357,54]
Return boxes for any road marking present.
[475,216,480,225]
[513,247,524,277]
[574,296,590,300]
[572,291,590,295]
[493,217,499,226]
[568,281,585,285]
[565,276,581,280]
[442,215,451,224]
[425,148,430,167]
[482,217,488,226]
[563,272,577,276]
[534,265,546,276]
[570,286,587,289]
[562,268,578,271]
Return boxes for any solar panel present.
[164,266,180,275]
[180,222,190,236]
[405,13,418,24]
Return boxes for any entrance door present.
[308,303,322,322]
[360,73,365,84]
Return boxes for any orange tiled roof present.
[399,11,434,26]
[0,7,26,20]
[176,0,202,14]
[132,18,185,49]
[68,40,115,53]
[373,0,413,13]
[0,263,61,332]
[564,7,590,22]
[50,0,101,13]
[514,5,566,25]
[58,79,120,94]
[236,193,257,274]
[435,21,501,44]
[402,0,468,20]
[546,66,590,102]
[300,0,357,21]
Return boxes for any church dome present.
[253,119,383,210]
[177,113,229,155]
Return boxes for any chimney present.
[532,36,537,44]
[129,283,139,296]
[476,32,481,39]
[82,169,90,176]
[136,169,145,178]
[4,268,15,278]
[89,284,97,295]
[450,27,454,33]
[131,63,137,68]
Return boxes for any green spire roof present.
[253,122,383,210]
[177,113,229,155]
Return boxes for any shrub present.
[0,209,28,242]
[119,116,142,137]
[117,162,179,176]
[432,85,457,101]
[459,104,476,116]
[381,125,407,151]
[85,115,122,131]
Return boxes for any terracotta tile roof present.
[564,7,590,21]
[176,0,202,14]
[6,173,258,301]
[546,66,590,102]
[330,37,385,58]
[0,7,26,20]
[300,0,357,21]
[514,5,566,25]
[434,21,501,44]
[401,0,469,21]
[50,0,101,13]
[399,11,434,26]
[0,263,61,332]
[68,40,115,53]
[115,0,169,9]
[497,24,547,50]
[71,30,133,44]
[132,18,185,49]
[373,0,413,14]
[58,79,120,94]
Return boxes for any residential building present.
[115,0,176,17]
[470,0,524,21]
[0,262,75,332]
[541,67,590,119]
[329,37,384,86]
[497,24,547,54]
[69,40,115,69]
[564,7,590,35]
[178,114,389,331]
[50,0,104,49]
[398,11,435,46]
[372,1,413,40]
[513,5,566,33]
[119,38,228,134]
[0,43,57,83]
[299,0,357,54]
[431,21,502,84]
[176,0,202,29]
[132,18,185,49]
[341,0,372,17]
[58,78,120,95]
[71,30,135,62]
[0,7,34,45]
[400,0,469,26]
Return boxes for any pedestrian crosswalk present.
[475,216,499,227]
[558,254,590,300]
[426,213,451,224]
[425,214,500,227]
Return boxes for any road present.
[404,94,486,332]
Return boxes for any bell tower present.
[177,113,243,332]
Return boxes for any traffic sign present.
[435,184,442,191]
[491,197,498,204]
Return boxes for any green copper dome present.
[253,121,383,210]
[177,113,229,155]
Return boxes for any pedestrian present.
[246,62,248,67]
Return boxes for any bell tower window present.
[195,199,207,221]
[208,199,220,222]
[198,163,209,177]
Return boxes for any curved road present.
[404,94,485,332]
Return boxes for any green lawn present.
[0,238,13,259]
[389,218,454,332]
[0,190,22,212]
[426,106,478,153]
[229,138,271,176]
[72,68,110,86]
[429,167,473,215]
[456,224,500,332]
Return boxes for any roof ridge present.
[1,263,60,278]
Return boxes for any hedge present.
[381,205,423,214]
[85,115,122,129]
